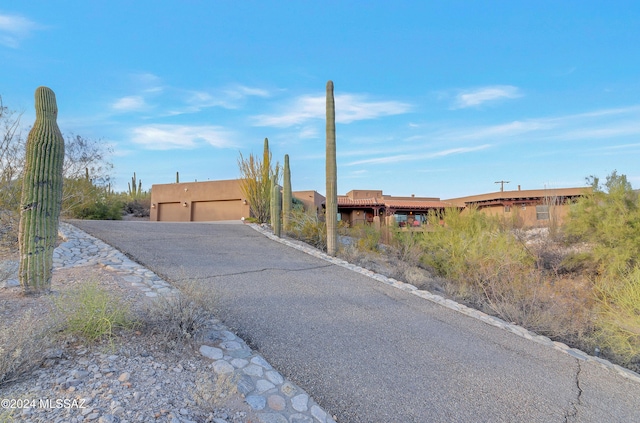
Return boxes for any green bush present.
[75,197,124,220]
[563,171,640,277]
[286,209,327,251]
[349,224,381,252]
[594,267,640,367]
[421,208,534,286]
[54,281,138,343]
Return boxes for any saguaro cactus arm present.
[18,86,65,294]
[326,81,338,256]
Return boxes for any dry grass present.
[143,278,219,351]
[0,264,149,388]
[0,309,58,387]
[54,280,140,344]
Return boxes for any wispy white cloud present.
[224,85,270,99]
[347,144,492,166]
[0,13,42,48]
[430,105,640,145]
[112,75,271,117]
[439,120,550,142]
[252,93,412,127]
[298,126,318,139]
[112,96,146,111]
[453,85,522,109]
[131,124,236,150]
[168,84,272,115]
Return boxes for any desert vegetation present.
[283,171,640,372]
[0,95,151,255]
[237,137,281,224]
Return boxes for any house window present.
[504,206,511,212]
[536,205,549,220]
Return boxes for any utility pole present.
[495,180,510,192]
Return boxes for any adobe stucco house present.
[150,179,590,227]
[150,179,251,222]
[445,187,590,227]
[150,179,325,222]
[337,189,455,227]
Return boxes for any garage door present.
[157,202,182,221]
[192,200,243,221]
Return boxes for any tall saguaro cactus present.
[325,80,338,256]
[271,180,281,237]
[282,154,292,231]
[128,172,142,198]
[18,87,65,294]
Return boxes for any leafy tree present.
[0,97,25,250]
[0,95,115,247]
[61,134,114,217]
[564,171,640,277]
[237,138,280,223]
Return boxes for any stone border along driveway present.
[248,223,640,386]
[54,222,337,423]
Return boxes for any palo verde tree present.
[564,171,640,277]
[18,87,65,294]
[325,80,338,256]
[238,137,281,223]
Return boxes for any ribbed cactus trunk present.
[262,138,272,223]
[18,87,65,294]
[282,154,292,231]
[271,181,281,237]
[325,81,338,256]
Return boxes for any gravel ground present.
[0,263,260,423]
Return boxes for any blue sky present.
[1,1,640,198]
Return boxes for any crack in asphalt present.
[170,263,334,282]
[564,359,583,423]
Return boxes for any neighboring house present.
[292,190,325,216]
[444,187,590,227]
[336,190,455,228]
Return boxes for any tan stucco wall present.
[466,202,572,228]
[150,179,251,222]
[293,190,325,214]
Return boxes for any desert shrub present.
[0,209,18,253]
[593,267,640,367]
[74,196,124,220]
[286,209,327,251]
[145,280,218,349]
[421,208,535,293]
[563,171,640,277]
[54,281,138,343]
[349,224,381,252]
[124,198,150,217]
[391,230,425,266]
[0,310,58,387]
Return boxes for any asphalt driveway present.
[69,220,640,423]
